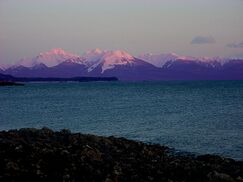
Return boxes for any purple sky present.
[1,0,243,64]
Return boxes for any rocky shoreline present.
[0,128,242,182]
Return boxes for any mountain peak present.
[45,48,67,55]
[104,50,134,60]
[39,48,77,57]
[3,48,243,80]
[84,50,135,73]
[19,49,79,67]
[97,50,135,73]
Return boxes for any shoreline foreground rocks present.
[0,128,242,181]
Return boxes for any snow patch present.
[100,51,134,73]
[0,64,9,71]
[83,50,134,73]
[18,48,80,67]
[138,53,236,68]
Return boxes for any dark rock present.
[208,171,235,182]
[0,128,242,182]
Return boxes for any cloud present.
[226,41,243,48]
[191,36,216,44]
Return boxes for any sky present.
[0,0,243,64]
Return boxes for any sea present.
[0,81,243,160]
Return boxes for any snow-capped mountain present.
[0,64,10,72]
[74,49,161,80]
[84,50,162,80]
[3,49,162,80]
[138,53,243,80]
[138,53,231,68]
[83,49,135,73]
[17,48,80,68]
[2,48,243,80]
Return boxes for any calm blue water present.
[1,81,243,160]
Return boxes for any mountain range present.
[1,48,243,80]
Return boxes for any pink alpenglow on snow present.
[86,50,134,73]
[82,49,135,73]
[2,48,243,80]
[18,48,80,68]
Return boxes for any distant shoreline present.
[0,81,24,86]
[0,76,118,86]
[0,128,242,181]
[13,76,118,82]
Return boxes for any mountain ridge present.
[1,48,243,80]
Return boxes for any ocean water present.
[0,81,243,160]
